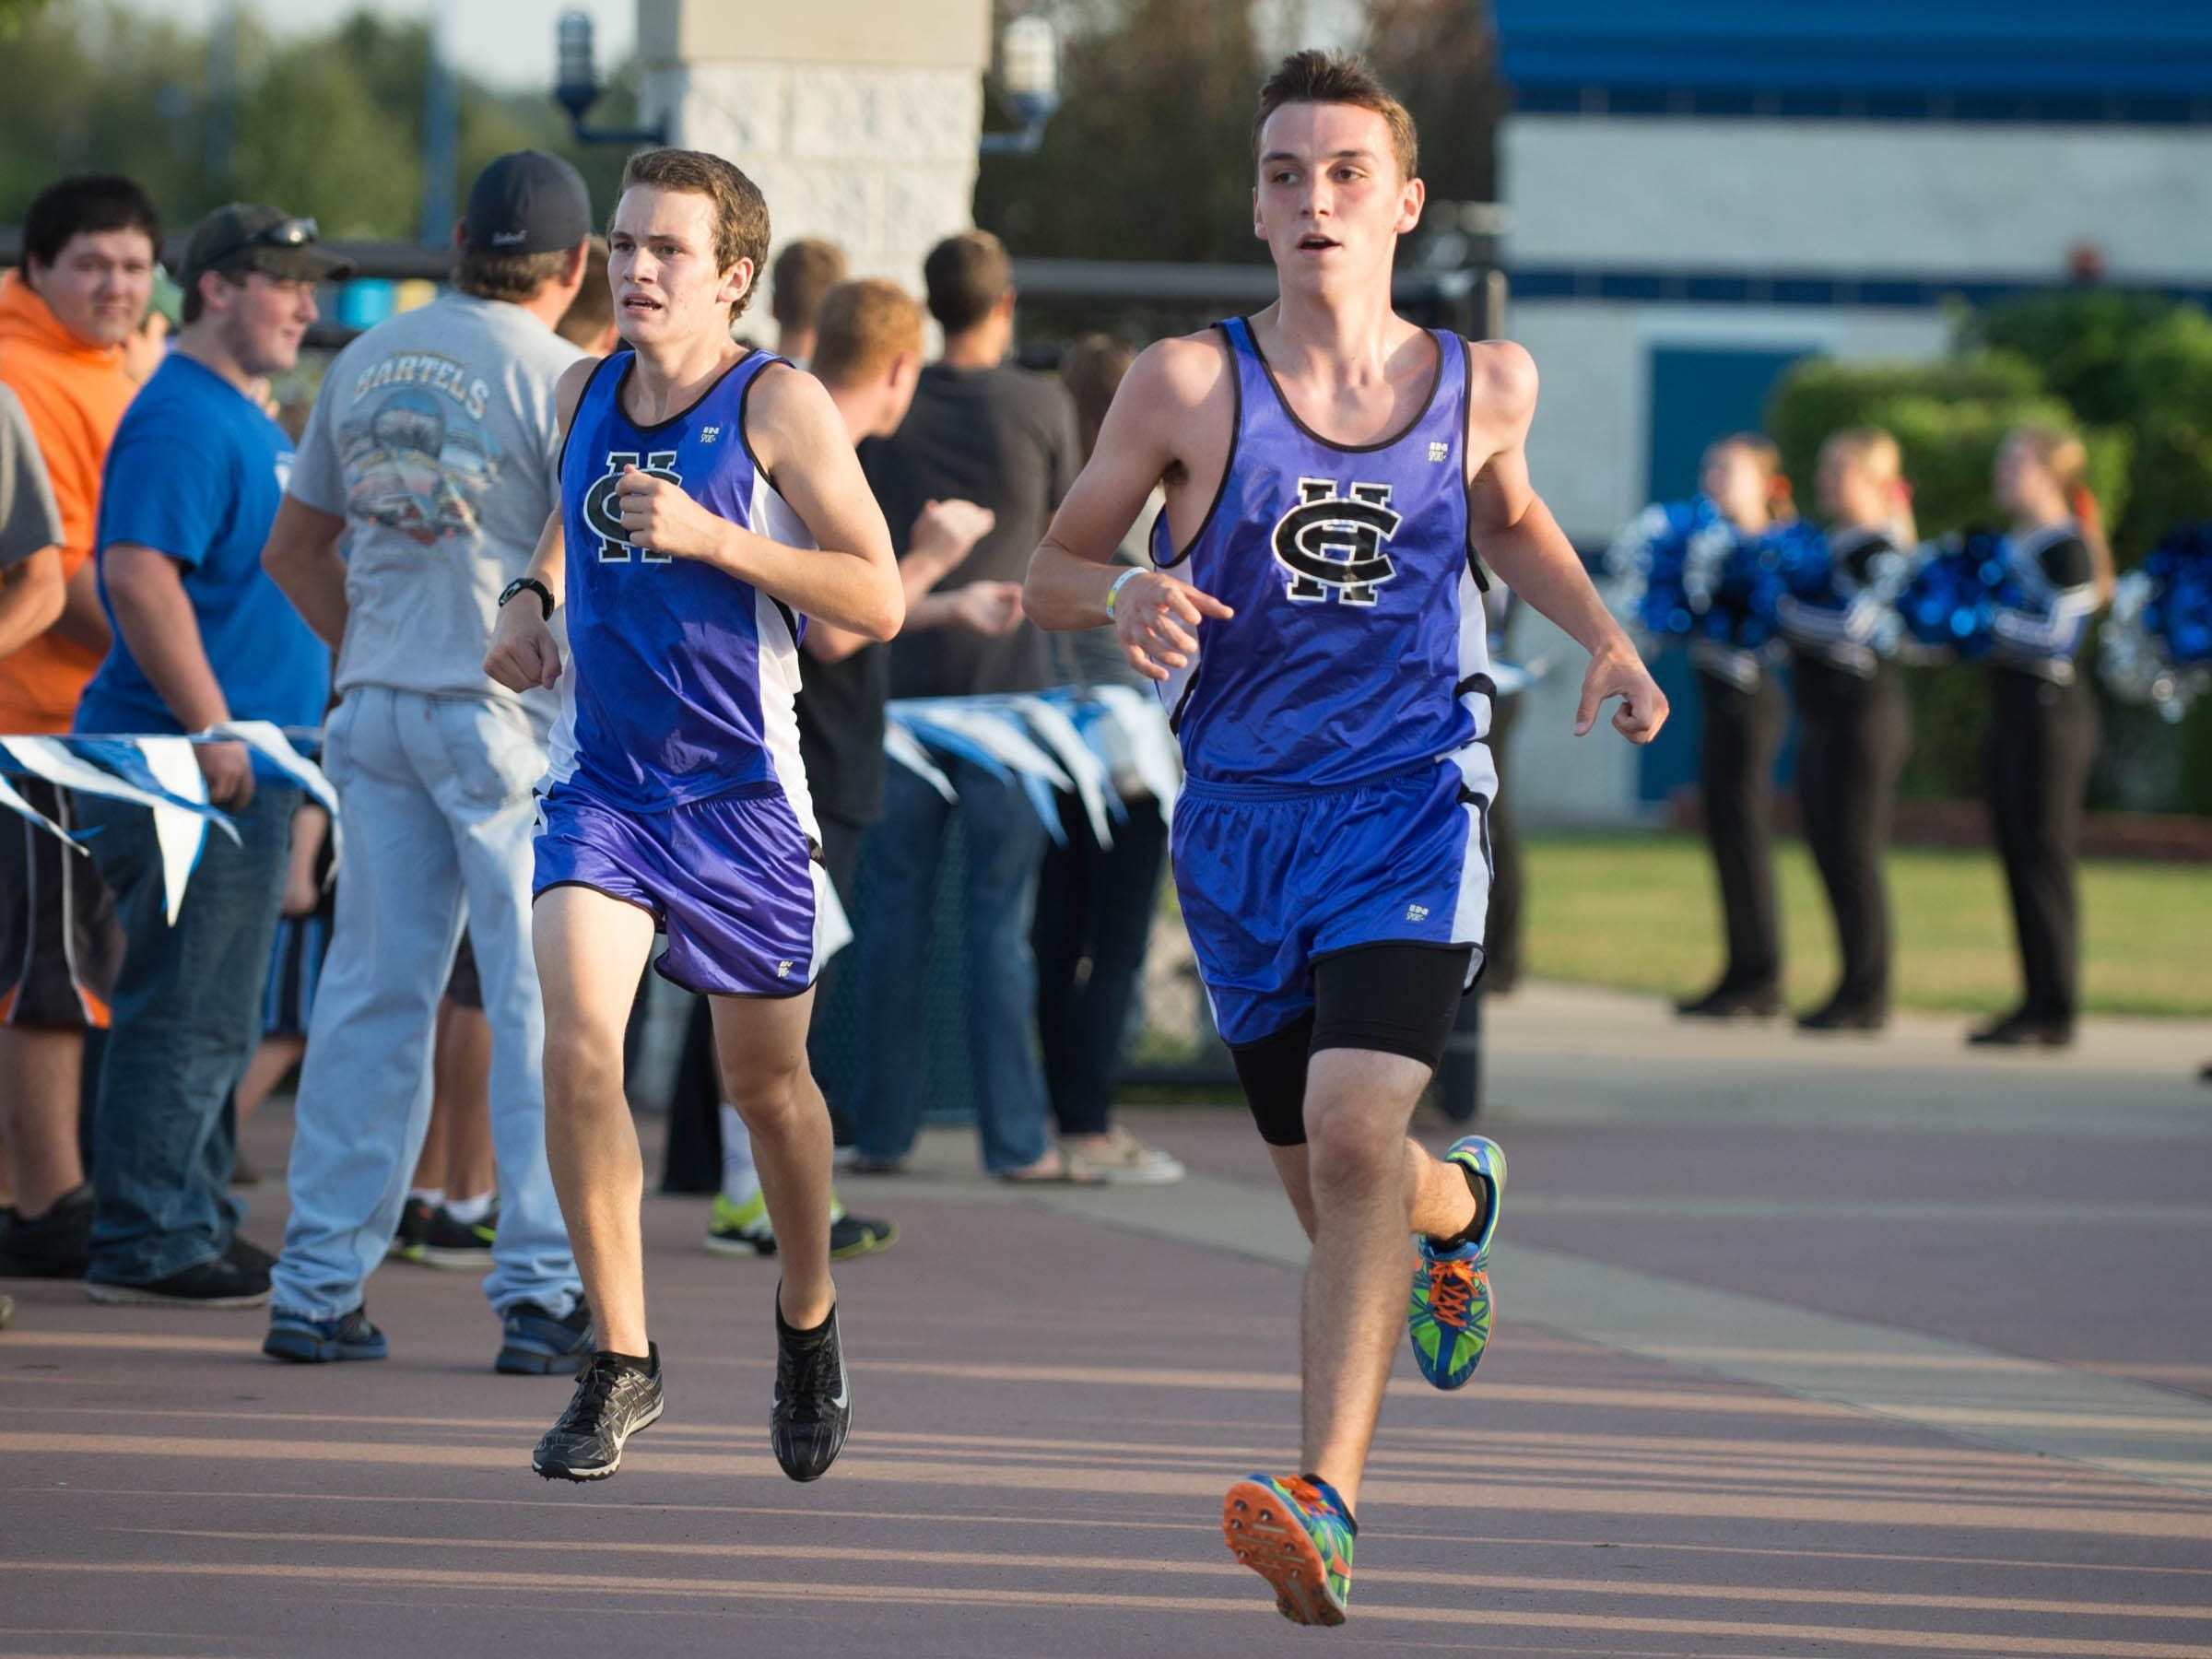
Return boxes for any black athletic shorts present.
[1,778,122,1030]
[1227,941,1478,1147]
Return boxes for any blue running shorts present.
[1171,750,1496,1048]
[534,781,836,998]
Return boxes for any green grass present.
[1523,833,2212,1019]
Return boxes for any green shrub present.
[1766,356,2128,541]
[1765,353,2142,808]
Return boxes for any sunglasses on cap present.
[250,217,321,249]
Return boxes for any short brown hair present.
[771,239,849,334]
[1059,334,1135,460]
[1253,50,1418,183]
[811,278,924,387]
[453,246,574,304]
[616,147,771,319]
[556,235,612,347]
[923,229,1012,335]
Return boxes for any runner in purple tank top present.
[1027,52,1668,1624]
[483,148,901,1488]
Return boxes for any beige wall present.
[636,0,992,323]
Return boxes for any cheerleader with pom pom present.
[1777,429,1916,1032]
[2100,523,2212,724]
[1971,425,2112,1049]
[1673,434,1796,1020]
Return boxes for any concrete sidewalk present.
[4,984,2210,1657]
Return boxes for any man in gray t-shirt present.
[0,384,65,657]
[258,153,595,1373]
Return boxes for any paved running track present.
[5,983,2210,1657]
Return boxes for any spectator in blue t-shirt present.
[71,204,348,1308]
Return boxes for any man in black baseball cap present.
[179,205,356,298]
[463,150,593,255]
[257,150,596,1373]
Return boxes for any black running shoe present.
[497,1298,594,1376]
[771,1300,851,1482]
[0,1183,94,1278]
[86,1250,271,1309]
[388,1197,433,1264]
[264,1304,389,1363]
[226,1233,276,1276]
[420,1203,497,1270]
[532,1346,663,1482]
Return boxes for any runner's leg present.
[1296,1047,1430,1512]
[708,989,835,1329]
[533,886,658,1356]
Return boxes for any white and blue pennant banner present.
[883,670,1538,842]
[0,723,338,925]
[884,686,1181,847]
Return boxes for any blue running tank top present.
[1150,316,1493,792]
[547,348,818,820]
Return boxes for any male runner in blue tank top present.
[1028,53,1667,1624]
[483,148,902,1485]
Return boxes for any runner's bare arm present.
[484,357,594,693]
[1465,342,1668,743]
[616,362,900,641]
[1026,336,1233,682]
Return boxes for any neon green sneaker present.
[1407,1134,1505,1390]
[703,1190,774,1257]
[703,1190,900,1260]
[1222,1473,1355,1626]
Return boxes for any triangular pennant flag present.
[883,723,958,801]
[208,720,343,873]
[138,737,214,925]
[0,768,82,851]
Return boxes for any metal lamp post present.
[554,9,668,147]
[980,14,1061,155]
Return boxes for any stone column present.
[636,0,991,307]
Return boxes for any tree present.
[1968,288,2212,559]
[0,3,634,244]
[1362,0,1500,206]
[974,0,1265,265]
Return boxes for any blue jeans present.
[853,756,1051,1173]
[80,782,298,1286]
[271,688,579,1322]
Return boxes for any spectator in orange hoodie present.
[0,174,159,1282]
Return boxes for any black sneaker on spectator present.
[387,1197,434,1264]
[533,1346,663,1481]
[0,1183,94,1278]
[421,1203,497,1270]
[87,1251,272,1309]
[226,1233,276,1276]
[264,1304,389,1363]
[497,1298,594,1376]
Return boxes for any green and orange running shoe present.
[1407,1134,1506,1390]
[1222,1473,1356,1626]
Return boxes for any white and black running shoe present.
[771,1300,851,1482]
[532,1346,663,1482]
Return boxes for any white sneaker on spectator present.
[1066,1125,1185,1185]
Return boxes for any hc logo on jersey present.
[1270,477,1401,606]
[583,451,681,563]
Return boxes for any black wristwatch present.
[499,576,555,619]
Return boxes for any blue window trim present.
[1511,85,2212,126]
[1509,267,2212,312]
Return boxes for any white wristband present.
[1104,567,1145,618]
